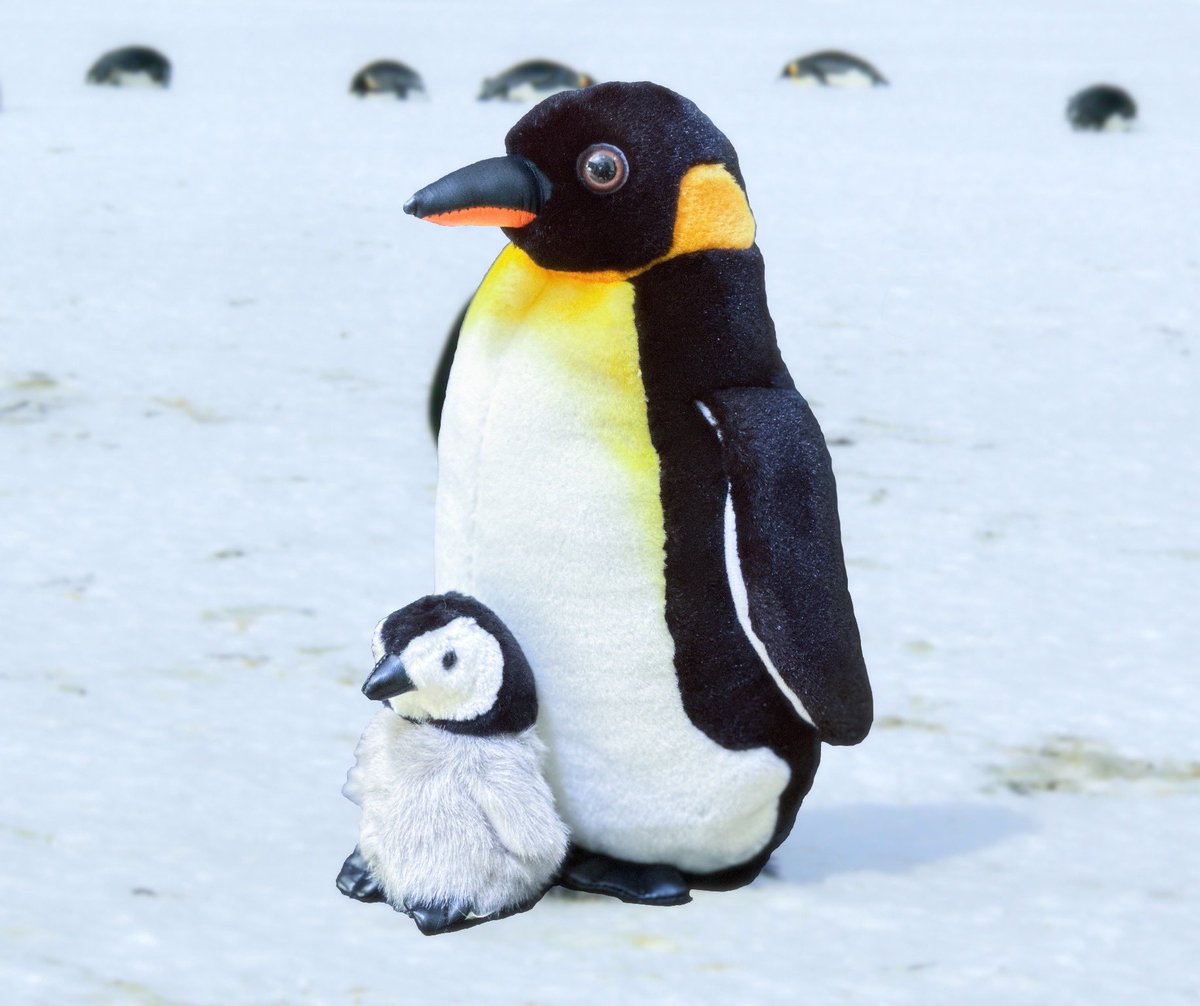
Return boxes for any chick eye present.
[577,144,629,194]
[442,650,457,670]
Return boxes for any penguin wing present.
[699,387,872,745]
[471,742,568,865]
[429,297,470,442]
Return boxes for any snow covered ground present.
[2,0,1197,1002]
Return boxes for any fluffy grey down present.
[344,710,569,916]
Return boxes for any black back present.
[634,247,825,884]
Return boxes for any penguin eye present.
[442,650,457,670]
[577,144,629,194]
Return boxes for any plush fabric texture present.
[703,388,873,745]
[627,246,840,877]
[428,298,469,441]
[502,82,746,273]
[384,615,506,723]
[435,245,794,874]
[422,81,869,889]
[345,712,569,917]
[630,248,799,756]
[372,592,539,737]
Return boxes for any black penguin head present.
[364,592,537,736]
[404,81,754,274]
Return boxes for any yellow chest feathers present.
[448,161,755,532]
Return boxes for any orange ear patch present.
[423,207,537,228]
[669,164,756,257]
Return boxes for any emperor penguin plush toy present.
[338,593,569,934]
[403,81,872,905]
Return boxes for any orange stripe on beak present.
[405,155,550,231]
[423,207,538,228]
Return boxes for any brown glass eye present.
[577,144,629,194]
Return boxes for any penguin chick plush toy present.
[403,82,872,905]
[337,592,569,935]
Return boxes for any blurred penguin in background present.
[86,46,172,88]
[479,59,595,101]
[1067,84,1137,131]
[781,50,887,88]
[350,60,426,99]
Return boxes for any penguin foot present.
[404,902,475,935]
[557,848,692,906]
[335,847,387,904]
[403,892,547,935]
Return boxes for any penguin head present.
[404,81,755,274]
[363,593,537,736]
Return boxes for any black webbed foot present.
[558,847,692,906]
[404,892,548,935]
[336,847,386,903]
[404,902,475,935]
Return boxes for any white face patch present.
[386,616,504,723]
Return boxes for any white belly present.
[502,81,574,102]
[109,70,162,88]
[434,247,788,873]
[824,67,877,88]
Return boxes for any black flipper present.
[428,298,469,442]
[700,387,872,745]
[558,847,692,906]
[335,847,387,903]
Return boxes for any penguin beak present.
[403,155,551,228]
[363,654,416,701]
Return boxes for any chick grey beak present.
[363,653,416,701]
[403,155,550,228]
